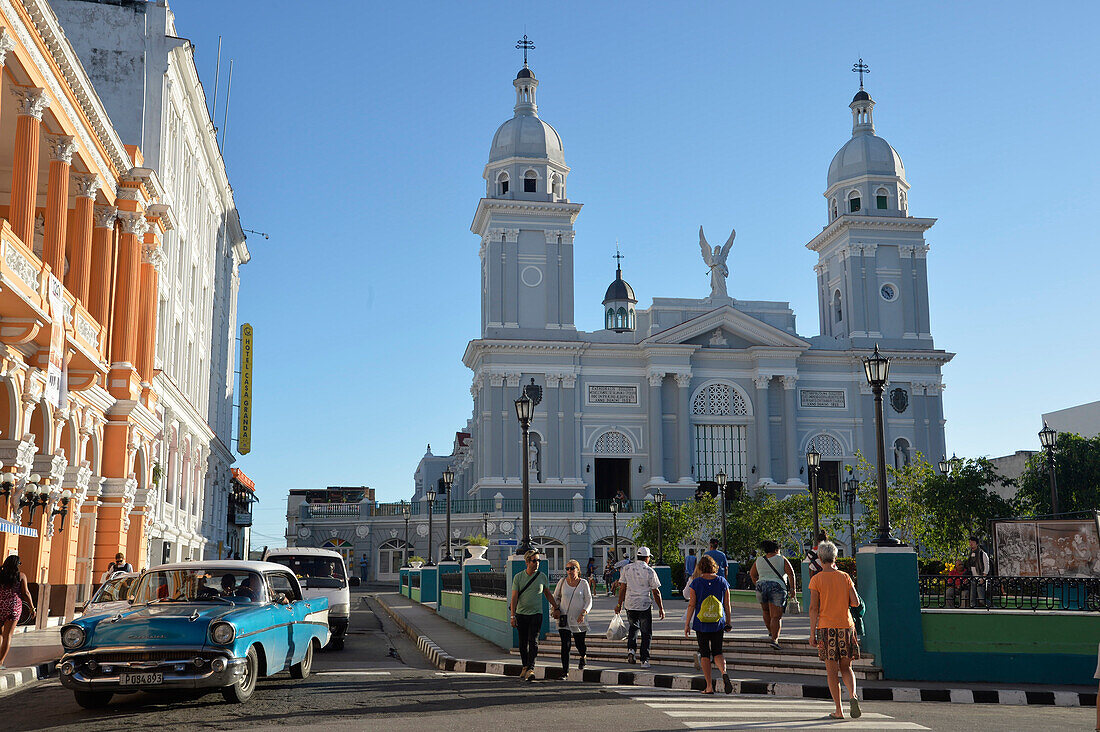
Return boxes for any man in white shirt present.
[615,546,665,668]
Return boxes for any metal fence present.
[918,575,1100,612]
[409,572,420,589]
[440,572,462,592]
[468,571,506,598]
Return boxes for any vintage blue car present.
[58,561,329,708]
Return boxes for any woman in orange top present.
[808,540,862,720]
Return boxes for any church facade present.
[289,61,953,580]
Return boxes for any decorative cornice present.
[471,198,583,235]
[805,215,937,254]
[0,27,15,67]
[11,86,49,119]
[72,173,99,199]
[46,135,76,163]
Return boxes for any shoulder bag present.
[764,555,800,615]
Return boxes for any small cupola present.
[602,251,637,333]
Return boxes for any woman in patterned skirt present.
[0,554,36,668]
[808,541,862,720]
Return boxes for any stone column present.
[68,175,99,303]
[674,372,693,482]
[545,374,561,481]
[647,372,665,482]
[43,136,76,276]
[753,375,773,484]
[111,213,148,365]
[561,374,577,479]
[88,207,116,328]
[781,376,800,484]
[137,241,164,380]
[9,87,49,246]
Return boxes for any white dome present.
[488,114,565,165]
[827,132,905,188]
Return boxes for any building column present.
[647,372,665,483]
[561,374,577,480]
[781,375,800,484]
[9,87,49,246]
[753,375,773,485]
[111,213,148,366]
[137,240,163,380]
[89,207,116,326]
[674,372,693,482]
[545,374,560,481]
[68,175,99,304]
[43,136,76,276]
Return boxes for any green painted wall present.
[411,586,421,603]
[469,594,507,620]
[922,611,1100,656]
[441,590,463,610]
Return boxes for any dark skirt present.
[816,627,860,662]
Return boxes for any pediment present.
[644,305,809,349]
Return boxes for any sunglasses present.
[566,567,578,572]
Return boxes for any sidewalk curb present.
[372,595,1097,708]
[0,661,57,697]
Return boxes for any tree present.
[628,495,721,566]
[1016,432,1100,516]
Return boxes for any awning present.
[0,518,37,537]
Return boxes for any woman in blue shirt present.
[683,554,733,694]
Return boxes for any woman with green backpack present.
[683,554,734,694]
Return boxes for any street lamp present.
[51,489,73,526]
[425,488,437,566]
[843,477,859,556]
[807,446,821,541]
[514,392,534,555]
[653,488,665,565]
[0,470,15,499]
[441,469,455,562]
[862,344,900,546]
[401,500,411,568]
[1039,423,1059,515]
[938,456,949,476]
[610,501,620,569]
[715,471,728,557]
[18,474,43,525]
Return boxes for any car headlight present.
[210,622,236,645]
[330,603,349,617]
[61,625,86,650]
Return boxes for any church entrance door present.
[594,457,631,509]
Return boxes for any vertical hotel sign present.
[45,275,65,408]
[237,323,253,455]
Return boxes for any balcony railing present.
[300,503,362,519]
[468,571,506,598]
[919,575,1100,612]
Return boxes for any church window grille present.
[524,171,537,193]
[694,424,748,483]
[594,431,633,455]
[834,290,843,322]
[692,383,748,417]
[808,434,844,458]
[848,191,861,213]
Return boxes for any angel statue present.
[699,225,735,299]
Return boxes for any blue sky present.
[178,2,1100,548]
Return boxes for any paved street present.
[4,602,1093,731]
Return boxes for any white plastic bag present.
[606,611,627,641]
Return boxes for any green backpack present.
[698,593,724,623]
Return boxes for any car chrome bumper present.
[58,651,246,692]
[329,616,349,637]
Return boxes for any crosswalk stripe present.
[314,671,392,676]
[683,722,928,730]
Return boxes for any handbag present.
[557,578,580,629]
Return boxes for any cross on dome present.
[516,34,535,68]
[852,58,870,89]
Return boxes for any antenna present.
[220,59,234,153]
[211,36,222,126]
[243,228,269,240]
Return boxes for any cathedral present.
[290,58,953,579]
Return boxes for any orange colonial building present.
[0,0,172,619]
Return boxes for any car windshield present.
[92,576,135,604]
[267,556,346,589]
[132,569,266,605]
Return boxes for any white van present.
[263,547,353,649]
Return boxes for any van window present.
[267,555,347,589]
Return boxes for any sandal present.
[850,697,862,719]
[701,689,714,695]
[828,712,845,719]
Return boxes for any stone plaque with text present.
[799,389,846,409]
[587,385,638,405]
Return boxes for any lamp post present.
[938,456,949,476]
[514,392,534,555]
[863,345,899,546]
[401,500,411,568]
[610,501,619,568]
[441,469,455,562]
[715,470,728,557]
[653,487,665,565]
[0,469,15,500]
[482,512,489,539]
[18,474,43,525]
[807,446,821,541]
[425,488,437,566]
[843,476,859,556]
[1039,423,1059,515]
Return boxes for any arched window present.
[594,430,633,455]
[833,290,843,322]
[378,539,412,579]
[532,536,566,574]
[550,173,561,197]
[628,308,635,329]
[497,172,509,195]
[808,434,844,458]
[893,438,911,469]
[523,170,537,193]
[831,198,838,220]
[615,307,626,329]
[848,190,861,213]
[691,383,749,417]
[606,308,614,330]
[876,187,889,210]
[593,536,636,570]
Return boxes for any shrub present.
[464,535,489,547]
[835,557,857,578]
[409,556,426,563]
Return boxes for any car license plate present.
[119,672,163,686]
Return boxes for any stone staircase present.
[515,634,883,680]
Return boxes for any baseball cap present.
[636,546,652,557]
